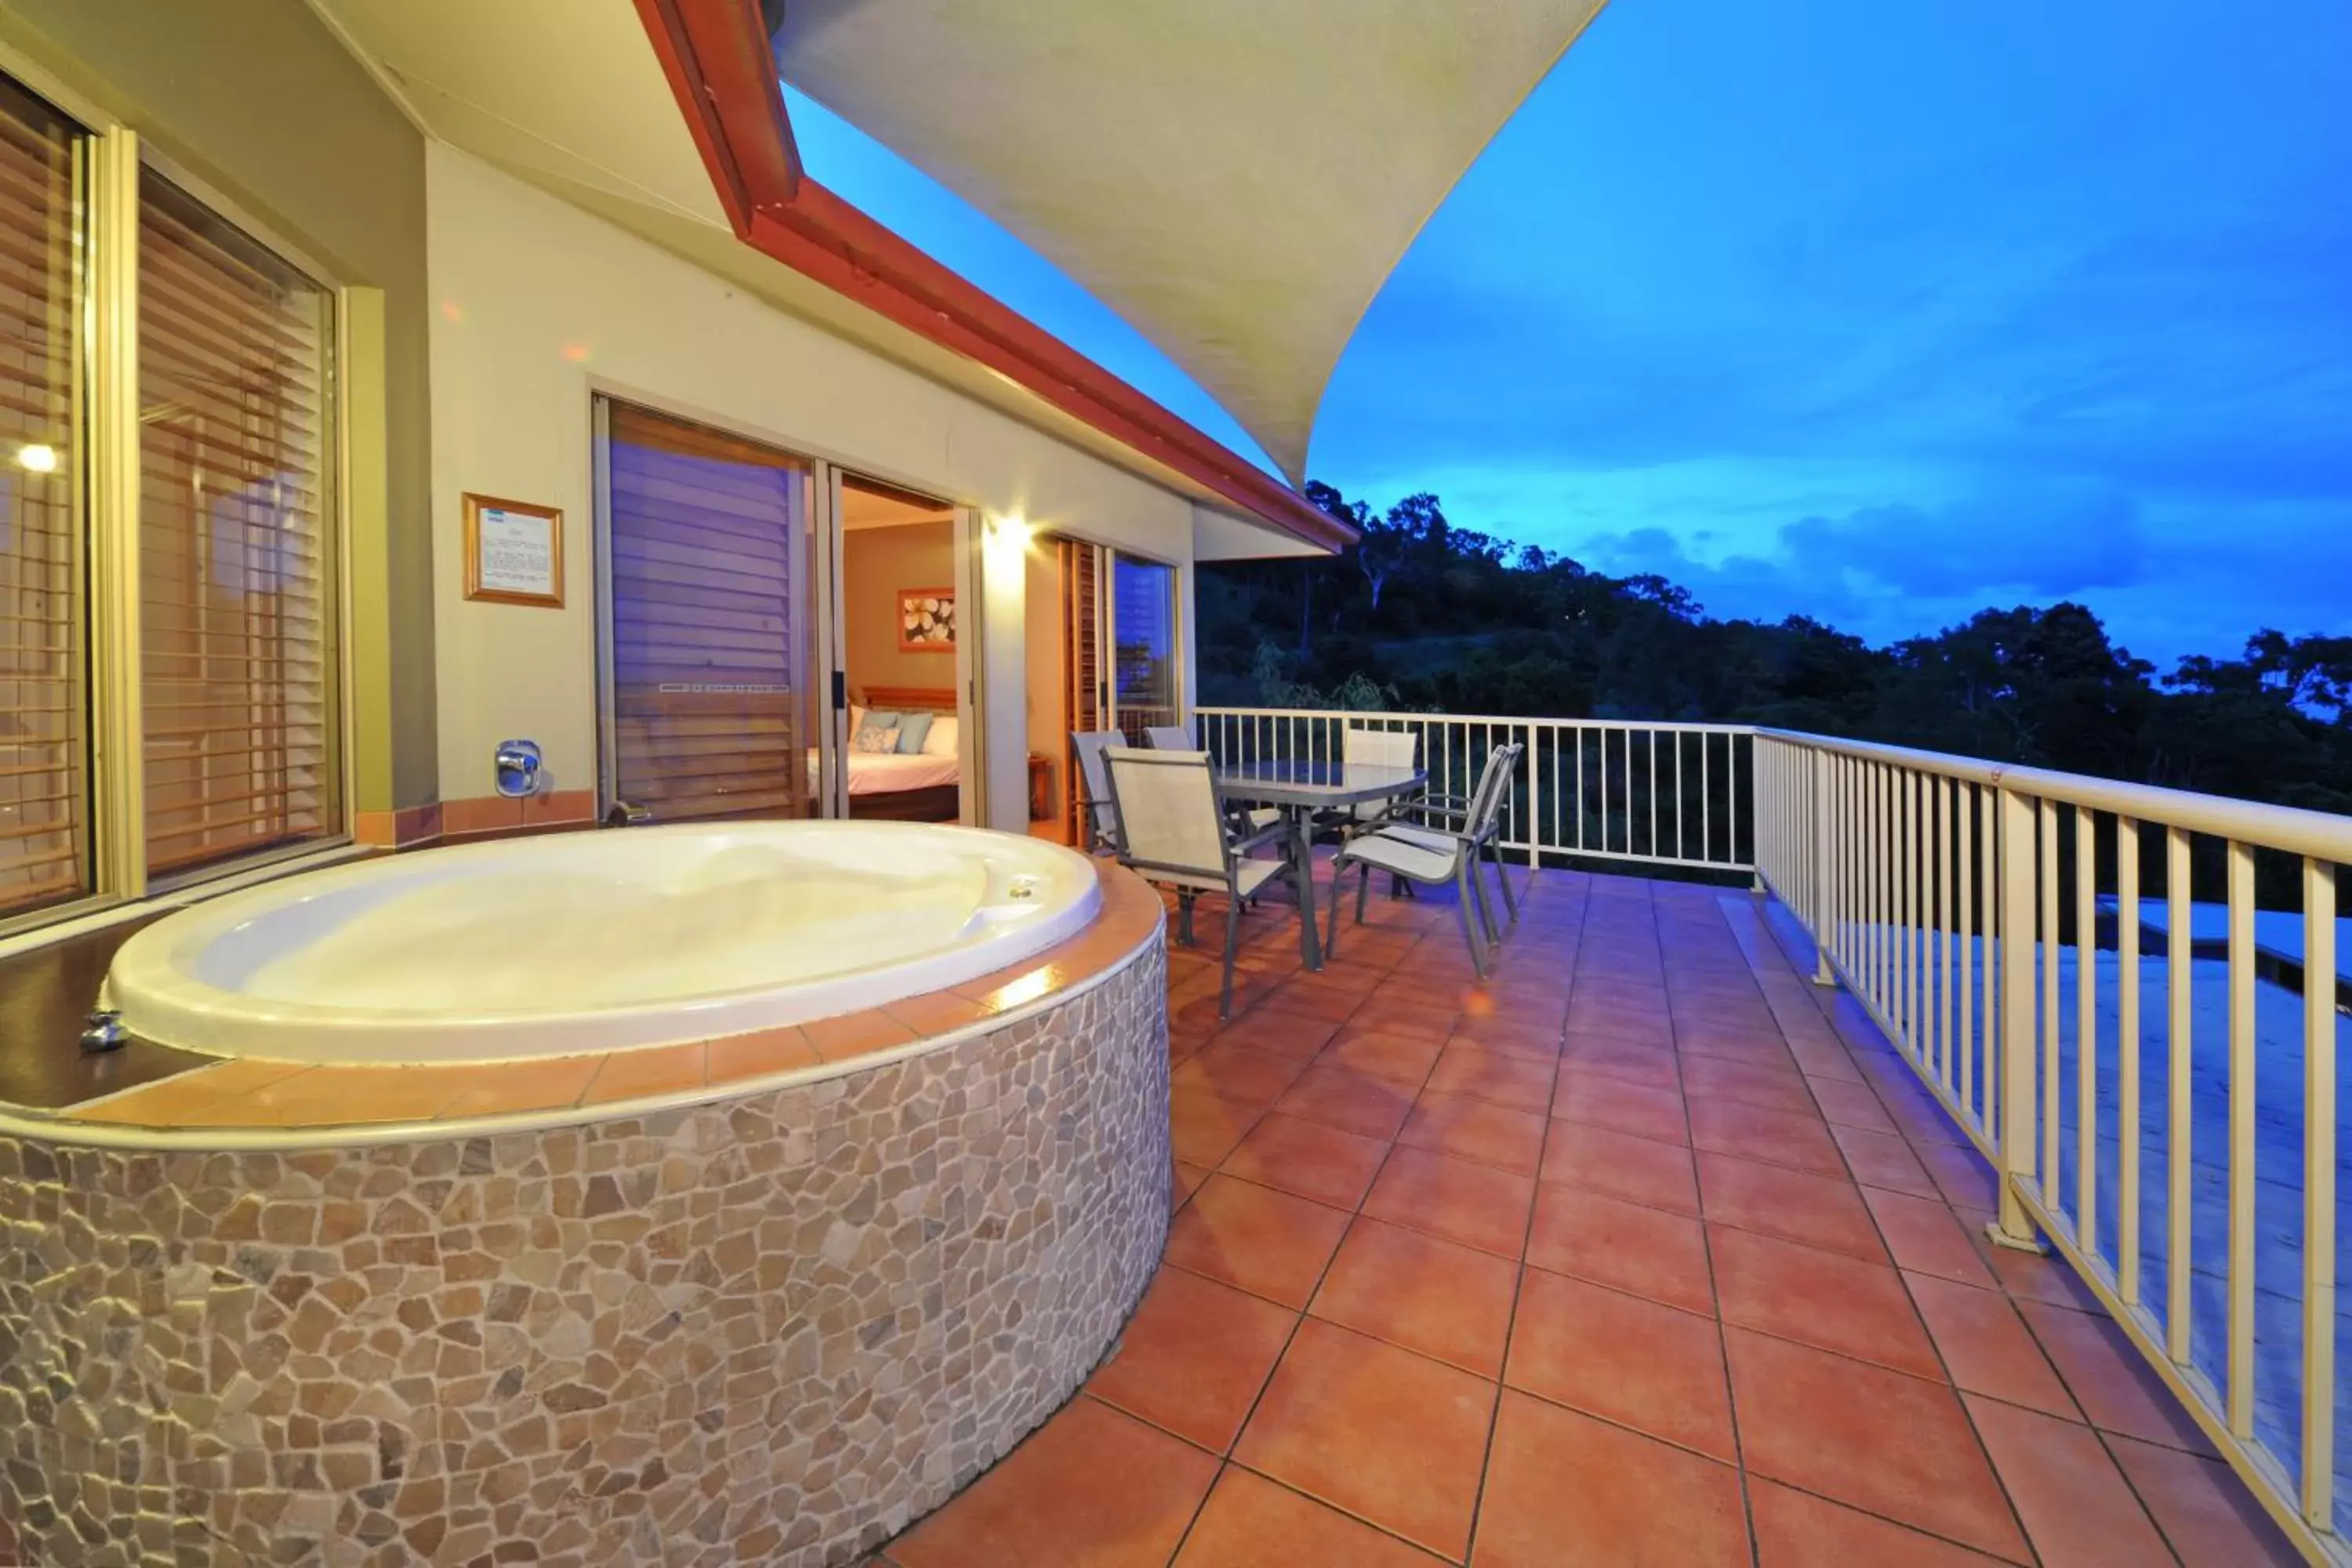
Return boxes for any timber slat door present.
[602,402,811,822]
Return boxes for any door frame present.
[586,379,993,826]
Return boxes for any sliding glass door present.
[594,399,826,822]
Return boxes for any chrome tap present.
[493,739,543,798]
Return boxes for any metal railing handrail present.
[1199,704,1751,735]
[1756,726,2352,865]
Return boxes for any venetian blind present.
[605,401,808,822]
[1112,554,1178,742]
[138,171,338,878]
[0,79,85,918]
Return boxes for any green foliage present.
[1198,483,2352,818]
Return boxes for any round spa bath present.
[0,822,1171,1568]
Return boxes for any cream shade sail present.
[771,0,1609,481]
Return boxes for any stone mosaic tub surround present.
[0,864,1170,1567]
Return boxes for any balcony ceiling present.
[771,0,1608,483]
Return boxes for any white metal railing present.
[1755,728,2348,1566]
[1207,703,2350,1562]
[1196,706,1754,874]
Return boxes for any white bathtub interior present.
[105,822,1105,1063]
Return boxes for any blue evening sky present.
[786,0,2352,665]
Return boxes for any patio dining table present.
[1214,759,1427,971]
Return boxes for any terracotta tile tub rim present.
[2,864,1165,1154]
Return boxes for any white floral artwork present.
[897,586,956,651]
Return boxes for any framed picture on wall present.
[463,493,564,608]
[898,586,956,651]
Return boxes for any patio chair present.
[1146,720,1282,837]
[1325,742,1521,978]
[1377,741,1523,942]
[1070,731,1125,853]
[1102,745,1299,1018]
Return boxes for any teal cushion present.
[894,711,935,754]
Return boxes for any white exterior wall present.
[424,143,1200,826]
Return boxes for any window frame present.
[0,47,356,945]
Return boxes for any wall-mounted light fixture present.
[16,442,58,474]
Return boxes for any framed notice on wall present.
[463,493,564,608]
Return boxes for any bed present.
[833,685,964,822]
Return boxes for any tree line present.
[1196,483,2352,819]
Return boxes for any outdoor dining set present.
[1069,724,1525,1015]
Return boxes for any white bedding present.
[807,750,963,796]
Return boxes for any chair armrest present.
[1230,819,1295,858]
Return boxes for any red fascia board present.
[632,0,1352,553]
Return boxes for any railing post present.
[1810,745,1835,985]
[1988,782,2048,1252]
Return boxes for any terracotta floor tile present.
[1174,1160,1211,1205]
[891,1397,1218,1568]
[1807,1076,1897,1134]
[1563,1005,1675,1044]
[2104,1432,2305,1567]
[1171,1090,1264,1168]
[702,1026,821,1085]
[1087,1267,1297,1453]
[1964,1394,2169,1567]
[1234,1318,1494,1560]
[1310,1216,1518,1377]
[1214,1011,1343,1063]
[1791,1039,1867,1083]
[1918,1140,2003,1211]
[1686,1098,1846,1177]
[1259,982,1367,1024]
[1708,1225,1941,1379]
[1829,1121,1941,1197]
[1171,1042,1311,1109]
[1165,1175,1352,1309]
[1505,1270,1736,1461]
[2018,1301,2217,1454]
[1274,1064,1417,1141]
[1363,1147,1537,1259]
[802,1010,921,1064]
[1556,1044,1683,1097]
[1861,1185,1998,1288]
[1549,1073,1689,1144]
[1425,1043,1555,1112]
[229,1064,470,1127]
[1526,1184,1716,1317]
[1327,1030,1447,1087]
[1726,1328,2027,1563]
[1445,1016,1565,1063]
[1749,1478,2011,1567]
[1540,1122,1700,1216]
[1471,1390,1748,1567]
[1904,1273,2077,1418]
[1354,1000,1464,1043]
[1398,1090,1548,1175]
[1971,1235,2107,1313]
[1173,1468,1446,1568]
[1677,1042,1802,1082]
[1221,1112,1391,1210]
[1696,1152,1886,1262]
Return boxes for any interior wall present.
[842,522,956,699]
[1023,546,1069,829]
[425,143,1199,828]
[0,0,438,814]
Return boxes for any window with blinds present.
[603,400,811,822]
[0,78,85,920]
[1059,536,1102,843]
[138,171,338,879]
[1112,554,1178,742]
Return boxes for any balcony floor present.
[883,866,2302,1567]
